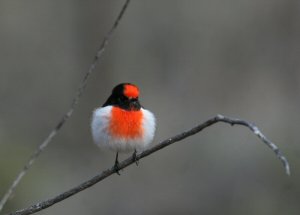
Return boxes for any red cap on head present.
[124,84,139,98]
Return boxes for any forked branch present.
[0,0,131,213]
[7,114,290,215]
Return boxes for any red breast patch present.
[109,107,143,139]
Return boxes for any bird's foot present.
[114,152,121,175]
[132,150,139,166]
[114,160,121,175]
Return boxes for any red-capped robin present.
[91,83,156,174]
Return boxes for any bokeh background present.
[0,0,300,214]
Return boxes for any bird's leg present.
[114,152,120,175]
[132,149,139,166]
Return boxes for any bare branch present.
[0,0,131,212]
[7,115,290,215]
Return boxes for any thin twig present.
[0,0,131,213]
[7,115,290,215]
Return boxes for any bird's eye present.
[119,95,128,101]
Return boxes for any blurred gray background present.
[0,0,300,214]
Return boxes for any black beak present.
[129,98,140,110]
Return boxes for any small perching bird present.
[91,83,156,174]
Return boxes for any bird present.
[91,83,156,174]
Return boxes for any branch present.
[7,115,290,215]
[0,0,131,212]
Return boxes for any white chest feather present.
[91,106,156,152]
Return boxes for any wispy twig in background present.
[7,114,290,215]
[0,0,131,213]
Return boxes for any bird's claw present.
[114,152,121,175]
[114,160,121,175]
[132,150,139,166]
